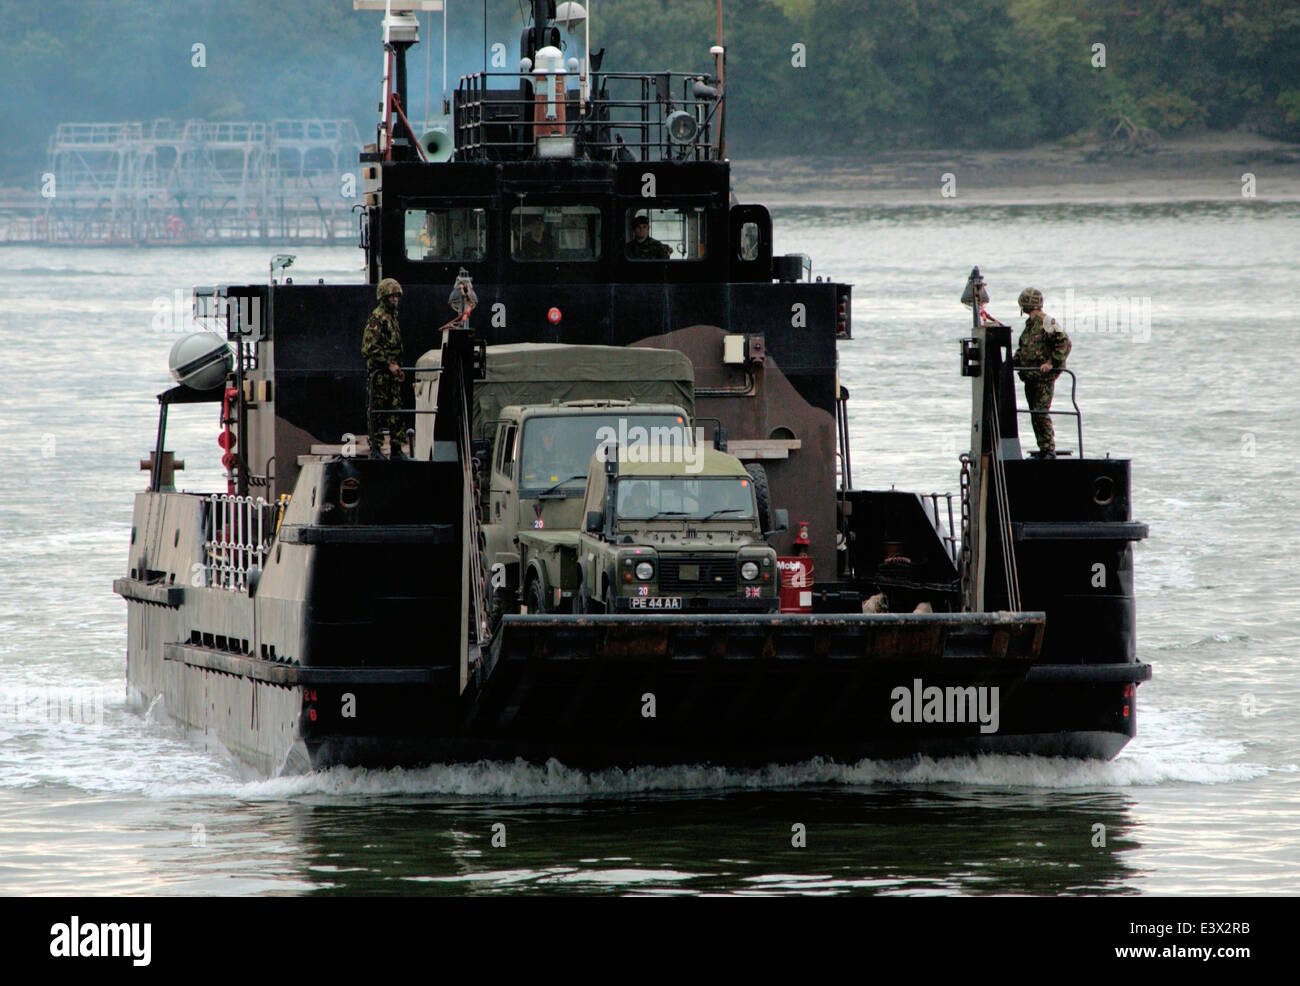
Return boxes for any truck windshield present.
[518,414,690,494]
[616,477,755,521]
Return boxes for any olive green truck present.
[414,343,784,620]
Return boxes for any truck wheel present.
[525,577,547,614]
[488,586,517,634]
[745,462,772,532]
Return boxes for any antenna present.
[354,3,445,154]
[713,0,726,158]
[555,3,591,110]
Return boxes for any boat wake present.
[154,704,1271,800]
[0,688,1274,799]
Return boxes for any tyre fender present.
[745,462,773,533]
[525,562,549,613]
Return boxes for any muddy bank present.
[731,132,1300,206]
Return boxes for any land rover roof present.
[504,402,688,419]
[601,448,747,478]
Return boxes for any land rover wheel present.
[488,586,518,635]
[525,577,547,614]
[745,462,772,532]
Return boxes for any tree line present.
[4,0,1297,182]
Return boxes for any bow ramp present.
[461,611,1045,762]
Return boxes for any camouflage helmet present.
[377,277,403,300]
[1018,287,1044,313]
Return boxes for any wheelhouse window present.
[511,205,602,261]
[404,208,487,262]
[625,207,706,261]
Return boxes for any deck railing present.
[454,71,721,162]
[204,494,278,591]
[1016,368,1084,457]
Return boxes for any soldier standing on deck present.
[362,278,407,459]
[1013,287,1072,459]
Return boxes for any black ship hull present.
[122,588,1149,774]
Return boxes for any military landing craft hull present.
[118,1,1150,776]
[123,605,1150,774]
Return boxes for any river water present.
[1,199,1297,895]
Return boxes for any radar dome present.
[169,332,231,390]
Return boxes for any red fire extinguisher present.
[778,520,814,613]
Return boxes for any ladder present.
[460,377,490,645]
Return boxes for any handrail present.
[1014,367,1084,458]
[453,70,722,162]
[365,365,439,456]
[204,494,276,592]
[920,491,959,564]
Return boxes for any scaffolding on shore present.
[5,118,363,245]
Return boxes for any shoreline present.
[730,132,1300,206]
[4,133,1299,232]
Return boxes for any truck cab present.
[577,447,785,614]
[485,401,693,615]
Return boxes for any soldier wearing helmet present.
[361,278,407,458]
[1013,287,1072,459]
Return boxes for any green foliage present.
[2,0,1297,182]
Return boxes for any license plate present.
[630,596,682,610]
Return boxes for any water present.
[1,200,1298,895]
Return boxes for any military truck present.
[572,447,786,614]
[413,343,700,618]
[488,399,695,616]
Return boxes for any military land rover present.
[571,447,786,614]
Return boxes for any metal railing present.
[454,71,721,162]
[921,492,959,564]
[1015,368,1084,457]
[366,365,440,456]
[204,494,277,591]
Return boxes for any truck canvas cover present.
[416,343,695,441]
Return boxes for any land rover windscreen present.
[614,475,756,523]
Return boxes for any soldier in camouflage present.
[361,277,407,458]
[1013,287,1072,458]
[626,215,671,260]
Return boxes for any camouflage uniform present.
[1013,288,1071,455]
[627,234,671,260]
[362,279,405,456]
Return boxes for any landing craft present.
[115,0,1149,774]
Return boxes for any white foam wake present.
[148,702,1272,800]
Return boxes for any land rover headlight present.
[635,561,655,581]
[740,561,759,581]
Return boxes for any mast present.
[960,266,1023,613]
